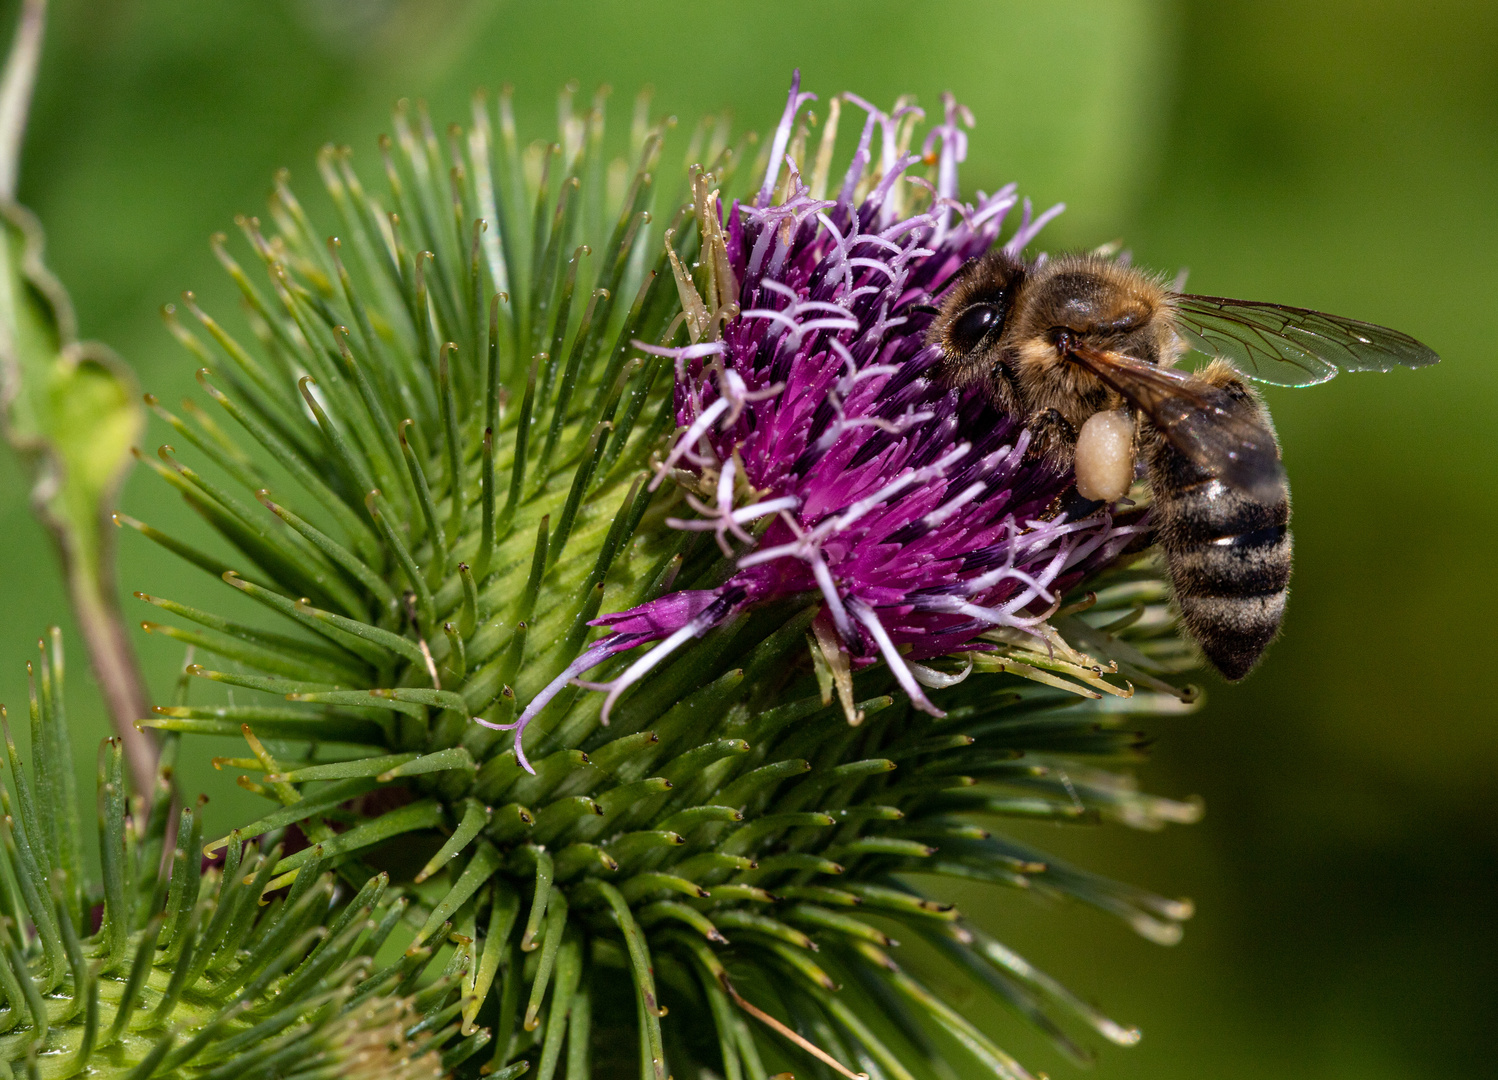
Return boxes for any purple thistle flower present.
[494,74,1143,768]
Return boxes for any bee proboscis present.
[929,250,1439,680]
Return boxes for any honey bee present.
[929,249,1439,680]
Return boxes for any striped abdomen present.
[1145,395,1292,681]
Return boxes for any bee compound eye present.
[950,304,1001,351]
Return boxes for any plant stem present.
[0,0,46,201]
[63,518,155,789]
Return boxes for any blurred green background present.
[0,0,1492,1076]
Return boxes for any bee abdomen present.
[1175,589,1288,681]
[1155,470,1293,682]
[1169,519,1292,597]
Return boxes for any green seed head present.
[0,633,452,1077]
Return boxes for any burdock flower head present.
[510,76,1143,745]
[68,68,1206,1080]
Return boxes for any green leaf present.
[0,223,136,497]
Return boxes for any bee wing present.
[1171,294,1440,388]
[1069,345,1285,502]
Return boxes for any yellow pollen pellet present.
[1074,410,1135,502]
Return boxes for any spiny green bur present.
[36,88,1207,1079]
[0,631,448,1078]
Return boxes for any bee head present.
[927,250,1026,386]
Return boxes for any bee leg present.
[1051,489,1106,522]
[1024,407,1079,468]
[986,354,1023,414]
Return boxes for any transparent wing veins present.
[1172,294,1440,388]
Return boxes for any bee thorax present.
[1073,410,1135,502]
